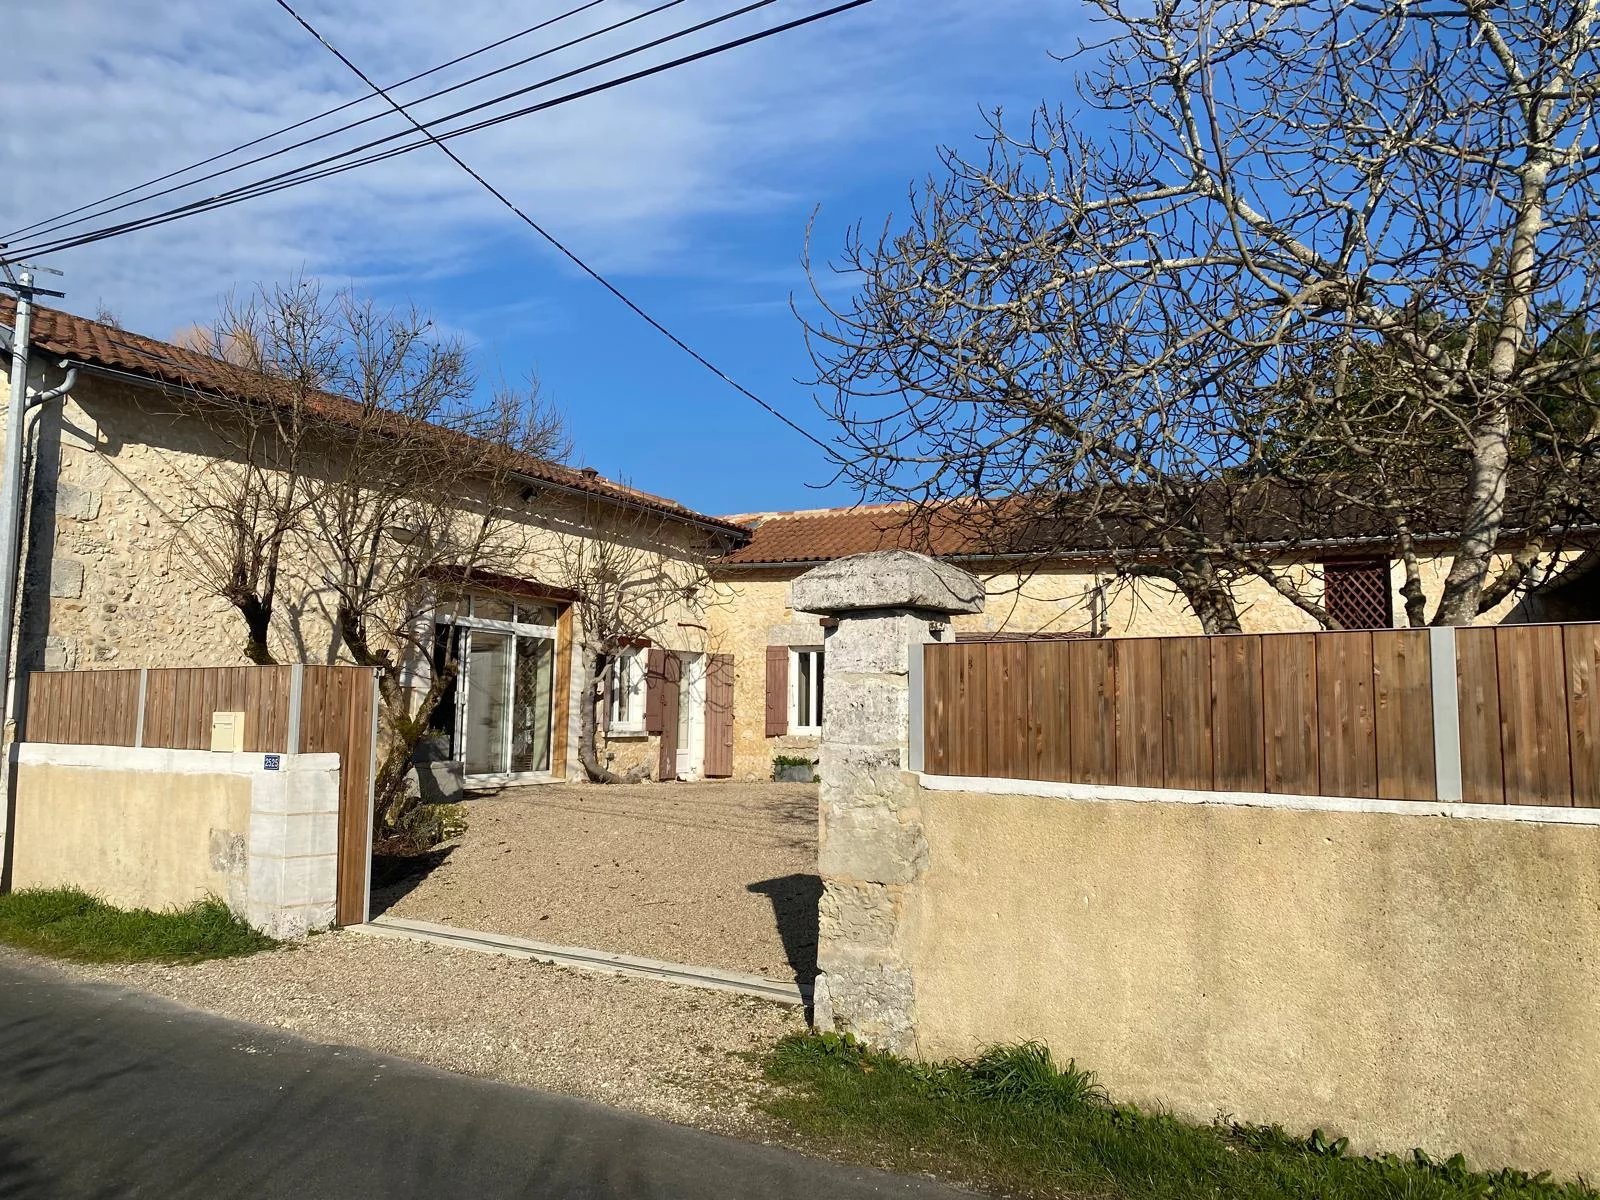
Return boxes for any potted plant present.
[772,755,819,783]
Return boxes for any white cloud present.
[4,0,1078,342]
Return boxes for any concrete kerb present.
[792,550,983,1051]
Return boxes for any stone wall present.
[2,368,719,782]
[708,572,826,780]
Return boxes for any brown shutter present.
[704,653,735,778]
[644,647,667,734]
[764,645,788,737]
[656,652,681,779]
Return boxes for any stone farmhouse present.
[5,303,1595,784]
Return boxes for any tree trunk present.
[1175,558,1242,634]
[239,597,276,665]
[1435,154,1550,624]
[577,648,645,784]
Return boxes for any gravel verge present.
[54,930,805,1136]
[373,782,821,983]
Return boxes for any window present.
[790,646,824,734]
[1323,559,1394,629]
[606,649,646,733]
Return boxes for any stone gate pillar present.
[790,550,983,1049]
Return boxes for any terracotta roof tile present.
[716,504,992,566]
[2,297,746,535]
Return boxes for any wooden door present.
[704,653,735,778]
[656,652,682,780]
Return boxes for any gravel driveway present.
[372,782,821,983]
[55,933,804,1137]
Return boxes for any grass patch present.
[764,1033,1595,1200]
[0,888,277,964]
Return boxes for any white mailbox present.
[210,711,246,753]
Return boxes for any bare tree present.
[808,0,1600,628]
[170,280,569,838]
[170,280,333,662]
[547,497,715,783]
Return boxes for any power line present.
[4,2,872,271]
[10,0,699,246]
[3,0,615,243]
[271,0,854,457]
[4,0,784,263]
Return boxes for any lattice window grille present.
[1323,559,1394,629]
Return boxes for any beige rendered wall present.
[11,756,252,912]
[9,744,343,935]
[902,782,1600,1178]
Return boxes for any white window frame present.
[606,648,646,735]
[789,646,824,735]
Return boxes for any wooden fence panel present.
[924,646,954,776]
[922,622,1600,808]
[301,666,377,926]
[1066,640,1117,785]
[1114,639,1164,788]
[1211,636,1265,792]
[1373,630,1436,802]
[984,641,1030,780]
[1161,637,1213,790]
[1262,634,1319,794]
[1567,625,1600,808]
[1496,626,1572,806]
[1027,642,1071,782]
[939,644,989,777]
[1455,629,1504,804]
[24,669,140,746]
[1316,632,1378,798]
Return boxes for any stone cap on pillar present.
[791,550,984,617]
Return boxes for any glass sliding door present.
[510,635,555,774]
[434,592,563,780]
[464,630,513,775]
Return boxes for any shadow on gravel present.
[748,873,822,985]
[368,844,455,917]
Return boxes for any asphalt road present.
[0,955,972,1200]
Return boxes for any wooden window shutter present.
[764,645,788,737]
[704,654,735,778]
[644,647,668,734]
[656,652,682,780]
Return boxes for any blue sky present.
[6,1,1083,516]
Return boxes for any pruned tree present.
[170,279,568,839]
[807,0,1600,629]
[547,496,716,784]
[171,280,333,662]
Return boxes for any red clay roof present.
[3,297,747,535]
[716,487,1600,568]
[716,504,991,566]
